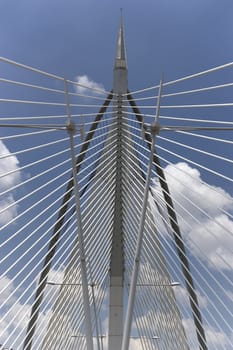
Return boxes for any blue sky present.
[1,0,233,89]
[0,1,233,349]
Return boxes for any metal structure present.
[0,15,233,350]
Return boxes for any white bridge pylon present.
[0,15,233,350]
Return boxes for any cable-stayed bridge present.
[0,17,233,350]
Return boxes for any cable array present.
[122,63,233,349]
[0,57,114,350]
[0,56,232,350]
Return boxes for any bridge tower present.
[108,13,127,350]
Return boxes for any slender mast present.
[108,13,128,350]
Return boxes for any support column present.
[109,94,124,350]
[108,13,128,350]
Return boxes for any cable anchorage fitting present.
[66,120,76,134]
[66,121,86,140]
[151,123,161,135]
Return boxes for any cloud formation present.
[174,285,208,310]
[0,141,20,225]
[182,317,232,350]
[0,267,64,349]
[153,162,233,271]
[74,75,106,96]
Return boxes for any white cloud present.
[152,162,233,271]
[74,75,105,96]
[183,317,231,350]
[225,290,233,303]
[0,194,18,225]
[129,338,145,350]
[0,141,20,190]
[0,274,31,349]
[0,275,16,304]
[47,265,65,285]
[98,331,155,350]
[100,336,158,350]
[0,267,64,349]
[189,215,233,270]
[182,317,199,350]
[0,140,20,225]
[205,325,229,348]
[174,285,208,310]
[42,266,65,308]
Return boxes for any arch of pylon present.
[0,16,233,350]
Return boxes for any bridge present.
[0,15,233,350]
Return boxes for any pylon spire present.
[115,10,127,70]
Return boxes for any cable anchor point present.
[151,123,160,135]
[66,120,76,134]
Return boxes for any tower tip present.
[120,8,123,19]
[114,11,127,70]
